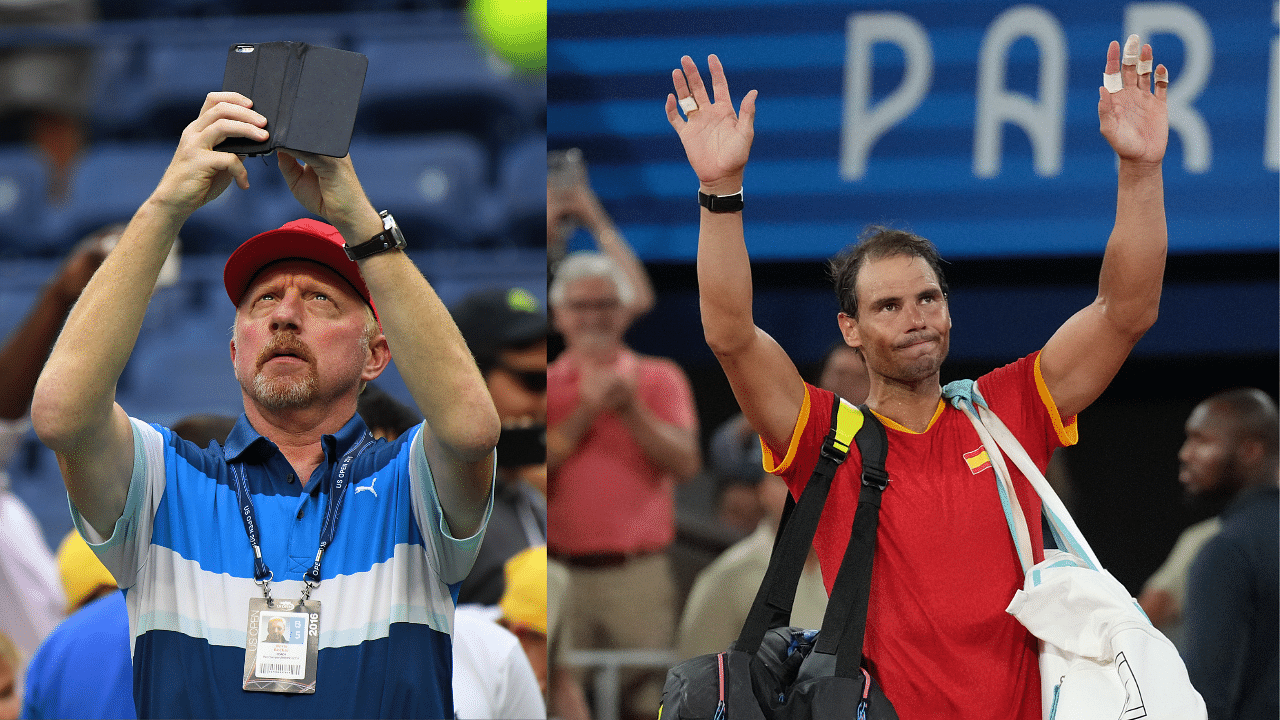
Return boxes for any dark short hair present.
[827,226,949,319]
[1203,388,1279,456]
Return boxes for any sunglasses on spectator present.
[496,363,547,393]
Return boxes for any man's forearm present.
[356,250,499,539]
[584,204,655,317]
[620,403,700,481]
[358,252,500,463]
[1097,159,1166,336]
[33,201,182,447]
[695,175,756,358]
[547,404,597,472]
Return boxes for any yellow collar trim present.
[870,398,946,434]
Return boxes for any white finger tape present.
[1122,34,1141,65]
[1137,59,1152,75]
[679,96,699,114]
[1154,66,1169,84]
[1103,72,1123,93]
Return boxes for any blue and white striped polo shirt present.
[72,413,492,719]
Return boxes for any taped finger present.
[1137,59,1152,75]
[1154,66,1169,85]
[679,96,699,114]
[1121,34,1141,65]
[1103,72,1123,93]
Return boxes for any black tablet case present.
[214,42,368,158]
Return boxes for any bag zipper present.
[714,652,726,720]
[1048,675,1064,720]
[856,668,871,720]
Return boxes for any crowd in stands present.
[0,2,555,719]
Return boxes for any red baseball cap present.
[223,218,377,318]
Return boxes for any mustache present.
[256,333,316,370]
[895,330,941,349]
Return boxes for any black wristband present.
[698,188,744,213]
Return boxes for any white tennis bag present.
[945,380,1206,720]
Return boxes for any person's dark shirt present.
[1184,485,1279,720]
[457,474,546,605]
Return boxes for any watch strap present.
[698,188,744,213]
[344,211,405,261]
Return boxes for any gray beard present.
[248,372,319,411]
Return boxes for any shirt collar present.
[221,412,373,465]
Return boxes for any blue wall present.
[550,0,1278,260]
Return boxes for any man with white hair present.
[546,251,701,720]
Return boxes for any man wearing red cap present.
[31,92,500,718]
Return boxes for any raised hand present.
[151,92,267,216]
[277,150,380,239]
[1098,35,1169,166]
[665,54,758,193]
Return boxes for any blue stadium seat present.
[119,304,243,427]
[0,147,56,256]
[352,32,534,164]
[130,35,231,140]
[348,135,503,249]
[55,141,280,255]
[497,134,547,248]
[50,142,175,253]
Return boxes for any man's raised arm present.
[276,150,500,539]
[32,93,269,538]
[666,54,806,454]
[1040,36,1170,421]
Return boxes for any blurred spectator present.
[450,286,548,605]
[496,545,549,696]
[1139,387,1275,649]
[1179,388,1278,720]
[815,342,870,408]
[547,150,653,318]
[0,632,20,720]
[357,382,422,441]
[54,530,116,615]
[0,0,96,202]
[0,232,110,658]
[24,533,132,719]
[707,413,766,538]
[168,414,238,450]
[452,604,546,720]
[0,487,61,661]
[452,545,553,720]
[678,441,828,661]
[547,149,654,359]
[22,414,234,720]
[547,251,700,720]
[546,555,591,720]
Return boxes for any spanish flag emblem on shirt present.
[964,446,992,474]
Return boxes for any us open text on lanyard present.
[232,431,374,694]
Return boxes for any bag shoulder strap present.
[943,379,1101,571]
[800,401,889,680]
[734,393,879,654]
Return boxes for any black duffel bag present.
[660,396,898,720]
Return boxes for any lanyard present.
[231,431,373,605]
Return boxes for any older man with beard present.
[667,37,1169,719]
[31,92,499,719]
